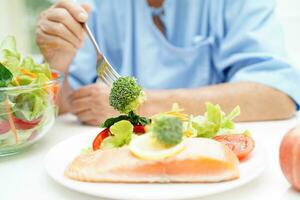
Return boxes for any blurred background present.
[0,0,299,68]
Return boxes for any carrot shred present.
[14,77,20,86]
[5,97,18,144]
[20,69,37,78]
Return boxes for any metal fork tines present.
[83,23,121,87]
[97,58,120,86]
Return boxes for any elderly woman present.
[36,0,300,125]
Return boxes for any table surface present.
[1,114,300,200]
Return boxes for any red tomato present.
[0,119,10,134]
[92,128,110,151]
[213,134,255,160]
[133,125,146,134]
[13,117,42,130]
[51,72,58,79]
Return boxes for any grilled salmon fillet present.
[65,138,239,183]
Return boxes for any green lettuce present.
[20,56,51,79]
[191,103,240,138]
[0,36,21,74]
[0,36,52,85]
[13,90,48,121]
[0,35,17,52]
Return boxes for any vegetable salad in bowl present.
[0,36,63,156]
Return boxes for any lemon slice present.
[129,133,186,160]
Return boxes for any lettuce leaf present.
[20,57,51,79]
[183,116,198,138]
[14,75,35,86]
[191,103,240,138]
[13,90,48,121]
[0,37,21,74]
[0,35,17,52]
[0,36,52,84]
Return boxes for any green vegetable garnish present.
[191,103,240,138]
[109,76,146,114]
[0,63,13,87]
[150,115,183,146]
[101,111,150,128]
[101,120,133,149]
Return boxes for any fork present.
[83,23,121,87]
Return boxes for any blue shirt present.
[69,0,300,107]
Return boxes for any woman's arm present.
[63,80,296,126]
[140,81,296,121]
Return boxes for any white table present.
[1,114,300,200]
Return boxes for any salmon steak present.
[65,138,240,183]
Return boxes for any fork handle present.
[83,23,104,61]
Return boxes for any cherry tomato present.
[0,119,10,134]
[51,72,58,79]
[133,125,146,134]
[213,134,255,160]
[13,116,42,130]
[92,128,110,151]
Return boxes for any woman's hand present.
[36,1,91,74]
[69,83,118,126]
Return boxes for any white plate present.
[45,132,267,200]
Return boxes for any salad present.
[0,36,60,150]
[89,76,255,161]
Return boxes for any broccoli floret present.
[109,76,146,114]
[150,115,183,146]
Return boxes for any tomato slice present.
[213,134,255,161]
[92,128,110,151]
[0,119,10,134]
[13,116,42,130]
[133,125,146,134]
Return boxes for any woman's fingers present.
[36,28,75,51]
[38,19,81,48]
[55,1,89,23]
[46,8,84,40]
[35,1,91,73]
[84,119,101,126]
[70,96,92,114]
[38,1,93,49]
[81,3,92,13]
[76,109,97,123]
[70,84,101,100]
[67,84,116,126]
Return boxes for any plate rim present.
[45,132,267,200]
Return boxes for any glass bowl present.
[0,70,63,156]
